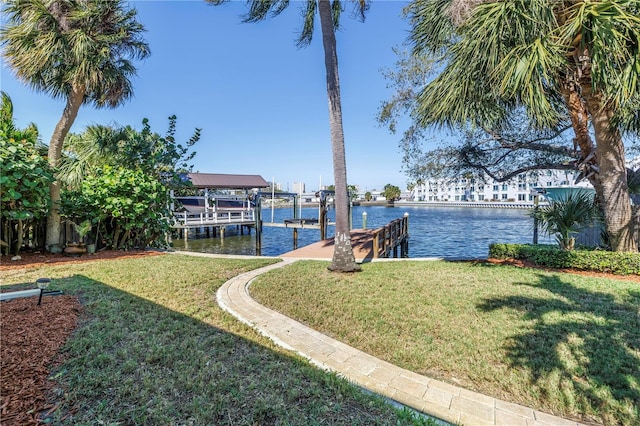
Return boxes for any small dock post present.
[401,212,409,258]
[255,198,262,255]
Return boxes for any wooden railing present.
[173,208,255,228]
[371,215,409,258]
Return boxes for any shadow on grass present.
[477,273,640,424]
[32,274,424,426]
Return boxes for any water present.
[172,205,551,259]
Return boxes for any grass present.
[1,254,435,425]
[251,260,640,426]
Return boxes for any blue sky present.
[1,0,417,192]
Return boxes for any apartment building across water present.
[410,169,592,203]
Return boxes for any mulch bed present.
[0,248,165,272]
[1,295,81,425]
[1,249,163,425]
[0,249,636,424]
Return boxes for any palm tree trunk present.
[45,83,85,249]
[562,87,604,194]
[586,95,637,252]
[318,0,359,272]
[563,83,637,251]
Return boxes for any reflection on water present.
[171,205,552,259]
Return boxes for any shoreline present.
[393,200,538,209]
[265,200,539,209]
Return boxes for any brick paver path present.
[213,256,586,426]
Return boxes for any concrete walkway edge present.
[213,256,585,426]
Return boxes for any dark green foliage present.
[61,166,173,249]
[59,117,200,250]
[489,243,640,275]
[0,92,53,254]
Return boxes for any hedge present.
[488,243,640,276]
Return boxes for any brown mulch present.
[0,250,636,425]
[1,295,81,425]
[0,249,163,425]
[0,248,165,272]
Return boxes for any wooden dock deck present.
[282,215,409,261]
[281,229,376,261]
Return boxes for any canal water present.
[172,205,552,259]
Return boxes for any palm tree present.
[409,0,640,252]
[1,0,150,249]
[58,124,126,190]
[206,0,367,272]
[531,191,600,250]
[0,91,39,145]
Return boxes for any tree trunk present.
[112,223,121,250]
[562,87,605,195]
[564,82,636,252]
[318,0,360,272]
[45,83,85,249]
[586,95,637,252]
[16,219,23,255]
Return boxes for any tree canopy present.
[383,0,640,251]
[1,0,150,248]
[59,117,200,250]
[382,184,401,201]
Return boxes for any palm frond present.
[531,190,600,250]
[296,0,317,47]
[243,0,290,23]
[1,0,150,107]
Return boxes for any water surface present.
[172,205,550,259]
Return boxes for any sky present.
[1,0,417,193]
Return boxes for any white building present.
[410,169,592,203]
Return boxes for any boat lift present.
[255,190,352,253]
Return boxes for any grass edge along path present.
[250,259,640,426]
[1,254,436,425]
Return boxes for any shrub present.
[488,243,640,275]
[530,191,600,250]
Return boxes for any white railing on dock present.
[172,208,255,228]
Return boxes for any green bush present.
[488,243,640,275]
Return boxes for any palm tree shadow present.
[477,274,640,423]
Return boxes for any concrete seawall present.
[394,201,540,209]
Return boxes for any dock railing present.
[173,208,255,228]
[371,214,409,258]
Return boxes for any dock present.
[172,208,256,241]
[282,216,409,262]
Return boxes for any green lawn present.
[1,255,433,425]
[251,260,640,426]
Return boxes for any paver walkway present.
[214,256,586,426]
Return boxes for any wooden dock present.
[282,216,409,262]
